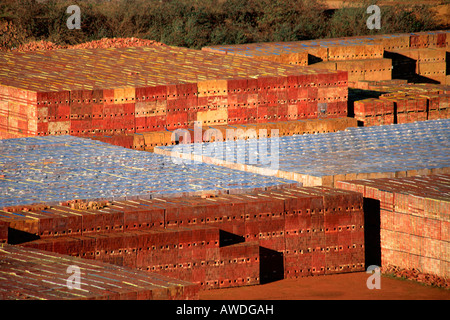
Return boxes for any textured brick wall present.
[336,174,450,279]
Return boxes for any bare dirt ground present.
[200,272,450,300]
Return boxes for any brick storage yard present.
[0,30,449,300]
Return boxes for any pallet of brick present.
[280,186,364,278]
[0,45,345,140]
[315,59,392,84]
[371,33,411,51]
[384,48,447,84]
[0,243,199,300]
[354,83,449,123]
[336,174,450,279]
[203,37,385,63]
[202,32,447,69]
[20,225,250,290]
[371,82,450,96]
[156,119,450,188]
[229,49,310,66]
[382,94,427,124]
[203,32,412,65]
[353,79,408,90]
[409,31,449,49]
[195,186,363,279]
[326,44,384,61]
[22,226,243,289]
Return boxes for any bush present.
[327,0,442,38]
[0,0,444,50]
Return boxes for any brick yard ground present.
[200,272,450,300]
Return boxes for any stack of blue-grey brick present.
[0,135,298,208]
[155,119,450,187]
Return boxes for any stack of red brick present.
[87,117,358,151]
[353,98,395,126]
[0,221,7,243]
[409,31,448,49]
[353,83,449,126]
[0,46,347,140]
[1,186,365,289]
[204,30,449,85]
[0,244,199,300]
[385,47,447,84]
[20,225,260,290]
[336,174,450,280]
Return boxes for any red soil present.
[200,272,450,300]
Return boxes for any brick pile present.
[0,243,199,300]
[204,38,391,83]
[1,186,365,289]
[0,45,347,139]
[336,174,450,280]
[203,31,449,86]
[87,117,358,152]
[0,135,298,209]
[2,37,166,52]
[382,265,450,289]
[384,48,447,84]
[155,119,450,187]
[351,82,449,126]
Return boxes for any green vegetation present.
[0,0,445,50]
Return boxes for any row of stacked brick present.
[0,45,347,140]
[0,244,199,300]
[336,174,450,280]
[352,82,449,126]
[203,30,449,85]
[1,186,365,289]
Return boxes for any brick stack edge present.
[0,221,7,243]
[1,186,365,290]
[336,174,450,279]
